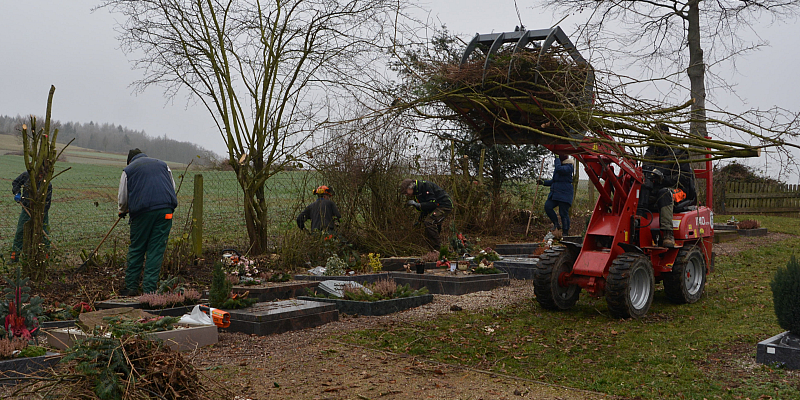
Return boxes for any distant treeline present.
[0,114,219,165]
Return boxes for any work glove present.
[118,212,128,219]
[406,200,421,209]
[14,193,21,203]
[536,179,544,186]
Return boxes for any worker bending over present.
[399,179,452,250]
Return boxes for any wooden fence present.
[724,182,800,214]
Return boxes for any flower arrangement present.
[221,250,261,284]
[367,253,382,272]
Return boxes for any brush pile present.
[436,46,593,144]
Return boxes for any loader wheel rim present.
[685,256,704,296]
[629,266,651,311]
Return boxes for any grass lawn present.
[343,217,800,399]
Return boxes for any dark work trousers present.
[423,207,452,250]
[126,208,173,294]
[639,186,674,231]
[13,207,50,255]
[544,199,571,234]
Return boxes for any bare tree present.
[537,0,800,142]
[18,86,71,280]
[100,0,412,254]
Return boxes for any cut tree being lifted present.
[429,27,764,318]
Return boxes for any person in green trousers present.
[117,149,177,296]
[11,169,52,262]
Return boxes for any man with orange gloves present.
[638,125,696,247]
[118,148,177,296]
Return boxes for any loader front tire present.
[534,246,580,310]
[606,253,654,319]
[664,246,706,304]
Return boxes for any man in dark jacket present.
[638,125,696,247]
[118,149,177,295]
[11,169,53,262]
[538,155,574,238]
[297,185,341,232]
[399,179,452,250]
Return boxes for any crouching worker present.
[297,185,341,232]
[118,149,177,296]
[399,179,452,250]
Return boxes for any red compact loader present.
[455,27,714,318]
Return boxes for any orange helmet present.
[314,185,334,196]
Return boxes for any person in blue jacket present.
[118,149,177,296]
[537,155,574,238]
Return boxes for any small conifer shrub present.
[771,256,800,334]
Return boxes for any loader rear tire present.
[664,247,706,304]
[606,253,654,319]
[534,246,580,310]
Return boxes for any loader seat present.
[674,198,696,213]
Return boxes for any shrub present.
[771,256,800,334]
[209,262,231,309]
[737,219,761,230]
[324,254,348,276]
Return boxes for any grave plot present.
[96,298,199,317]
[494,257,540,280]
[232,281,319,302]
[224,299,338,336]
[298,293,433,316]
[0,352,61,385]
[757,331,800,369]
[390,271,510,295]
[293,272,391,284]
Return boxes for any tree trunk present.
[687,0,708,139]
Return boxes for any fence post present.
[192,174,203,257]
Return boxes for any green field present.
[0,152,315,263]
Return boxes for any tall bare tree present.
[100,0,411,254]
[537,0,800,141]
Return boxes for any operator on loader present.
[638,124,697,247]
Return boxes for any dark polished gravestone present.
[232,281,319,302]
[494,243,541,257]
[738,228,768,237]
[757,331,800,369]
[298,294,434,316]
[224,299,338,336]
[494,257,540,280]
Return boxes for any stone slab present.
[713,230,739,243]
[232,281,318,302]
[41,320,76,329]
[494,243,541,256]
[738,228,768,237]
[297,294,434,316]
[757,331,800,369]
[46,324,218,352]
[494,257,540,280]
[380,257,420,271]
[713,224,738,231]
[224,300,338,335]
[0,352,61,385]
[389,271,510,295]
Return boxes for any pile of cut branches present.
[438,47,593,141]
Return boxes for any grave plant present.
[209,262,257,309]
[0,266,46,360]
[771,255,800,336]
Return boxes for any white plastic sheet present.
[179,305,214,326]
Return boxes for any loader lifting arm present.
[456,27,716,318]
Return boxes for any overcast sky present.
[2,1,798,178]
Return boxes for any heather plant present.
[0,337,28,360]
[138,289,201,309]
[340,281,428,301]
